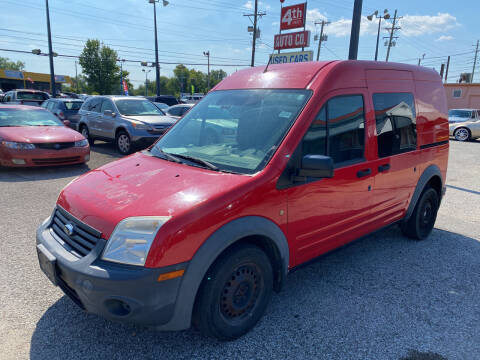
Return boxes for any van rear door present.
[366,70,419,227]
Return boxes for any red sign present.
[274,30,310,50]
[280,3,306,30]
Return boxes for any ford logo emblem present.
[63,223,74,236]
[54,144,60,149]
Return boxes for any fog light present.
[84,154,90,162]
[12,159,26,165]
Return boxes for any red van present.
[36,61,449,340]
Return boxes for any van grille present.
[50,206,102,258]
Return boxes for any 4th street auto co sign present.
[272,2,311,61]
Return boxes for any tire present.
[80,125,94,146]
[401,187,439,240]
[193,244,273,340]
[116,131,132,155]
[454,127,471,142]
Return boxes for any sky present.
[0,0,479,89]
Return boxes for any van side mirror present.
[298,155,334,178]
[104,110,116,117]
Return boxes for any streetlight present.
[203,50,210,92]
[367,9,390,61]
[148,0,169,97]
[142,68,152,97]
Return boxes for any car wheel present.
[454,127,471,142]
[401,187,439,240]
[116,131,132,155]
[80,125,94,146]
[193,244,273,340]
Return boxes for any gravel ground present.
[0,140,479,360]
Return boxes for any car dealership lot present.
[0,140,479,360]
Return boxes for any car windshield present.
[448,110,472,120]
[151,89,311,174]
[64,101,83,110]
[17,92,48,101]
[115,99,163,116]
[0,108,64,127]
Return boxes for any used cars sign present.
[274,30,310,50]
[269,51,313,64]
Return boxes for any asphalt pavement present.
[0,140,479,360]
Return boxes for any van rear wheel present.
[401,187,439,240]
[193,244,273,340]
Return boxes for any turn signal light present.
[157,269,185,282]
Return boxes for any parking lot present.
[0,140,479,360]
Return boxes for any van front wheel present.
[401,187,439,240]
[193,244,273,340]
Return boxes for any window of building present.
[373,92,417,158]
[301,95,365,166]
[453,89,462,98]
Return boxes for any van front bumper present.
[36,219,187,327]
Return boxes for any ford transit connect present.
[36,61,449,340]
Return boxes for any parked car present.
[62,92,80,99]
[164,103,194,120]
[0,89,4,101]
[180,94,204,103]
[77,96,176,154]
[41,98,84,131]
[2,89,50,106]
[152,102,169,113]
[36,61,449,340]
[0,105,89,167]
[448,108,480,141]
[146,95,180,106]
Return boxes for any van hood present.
[124,115,176,125]
[57,151,251,239]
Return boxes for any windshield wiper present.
[168,153,219,171]
[149,148,182,163]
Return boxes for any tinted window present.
[64,101,83,111]
[301,95,365,165]
[115,99,163,116]
[16,91,49,101]
[168,107,182,116]
[46,101,55,111]
[373,93,417,158]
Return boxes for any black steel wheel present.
[401,187,439,240]
[193,244,273,340]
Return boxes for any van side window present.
[373,93,417,158]
[301,95,365,165]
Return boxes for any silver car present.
[78,96,176,154]
[448,109,480,142]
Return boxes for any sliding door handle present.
[357,168,372,178]
[378,164,391,172]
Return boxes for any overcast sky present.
[1,0,479,88]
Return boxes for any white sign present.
[269,50,313,64]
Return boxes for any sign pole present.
[348,0,363,60]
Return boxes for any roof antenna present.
[264,45,277,73]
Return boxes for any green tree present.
[210,69,227,88]
[79,39,126,95]
[0,57,25,71]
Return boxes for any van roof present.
[215,60,441,91]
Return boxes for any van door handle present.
[357,168,372,178]
[378,164,391,172]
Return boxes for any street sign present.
[269,50,313,64]
[274,30,310,50]
[280,3,306,30]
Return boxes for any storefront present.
[0,69,73,94]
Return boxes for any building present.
[444,83,480,110]
[0,69,73,93]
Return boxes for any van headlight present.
[101,216,170,266]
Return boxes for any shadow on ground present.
[30,227,480,360]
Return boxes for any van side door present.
[283,90,377,266]
[369,87,419,228]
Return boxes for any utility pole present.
[203,51,210,91]
[118,59,125,95]
[142,69,151,97]
[315,21,329,61]
[348,0,363,60]
[149,0,168,96]
[385,9,401,62]
[417,54,425,66]
[244,1,266,67]
[445,55,450,83]
[75,61,78,93]
[472,40,479,83]
[45,0,56,97]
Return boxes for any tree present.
[0,57,25,71]
[210,69,227,87]
[79,39,126,95]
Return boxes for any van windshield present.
[151,89,311,174]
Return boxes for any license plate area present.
[37,244,57,286]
